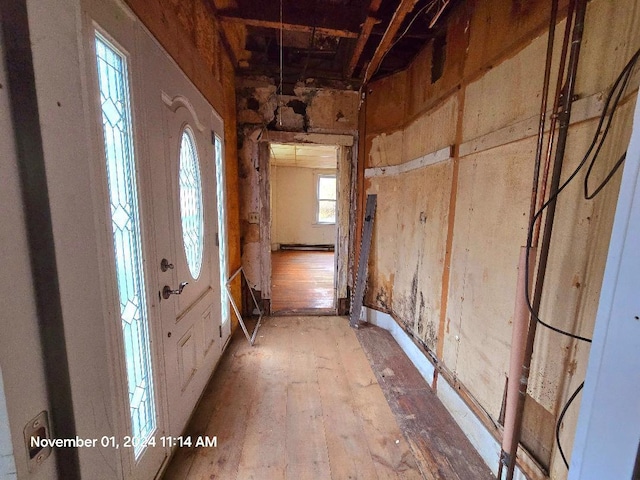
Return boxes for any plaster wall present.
[363,0,640,477]
[271,166,337,247]
[236,76,358,296]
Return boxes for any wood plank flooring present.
[356,324,495,480]
[271,251,335,313]
[162,316,422,480]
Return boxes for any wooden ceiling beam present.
[219,15,359,39]
[205,1,239,68]
[362,0,421,84]
[345,0,383,78]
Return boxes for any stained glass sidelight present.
[178,128,204,279]
[214,135,230,325]
[95,33,156,457]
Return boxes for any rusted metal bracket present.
[349,194,377,328]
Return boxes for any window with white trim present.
[316,174,336,224]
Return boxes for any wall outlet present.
[248,212,259,224]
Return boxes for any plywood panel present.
[304,89,360,134]
[462,26,563,143]
[365,176,400,311]
[366,70,408,134]
[405,5,469,119]
[576,0,640,98]
[392,162,453,352]
[444,138,534,419]
[403,96,458,163]
[463,0,566,81]
[369,130,405,168]
[529,104,635,413]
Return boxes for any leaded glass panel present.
[95,33,156,458]
[214,135,230,325]
[178,129,204,279]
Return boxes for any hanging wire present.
[371,0,442,81]
[278,0,284,125]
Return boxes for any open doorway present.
[269,143,338,314]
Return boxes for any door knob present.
[162,282,188,299]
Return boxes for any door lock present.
[162,282,188,299]
[160,258,174,272]
[24,411,52,472]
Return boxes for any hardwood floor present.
[356,324,495,480]
[271,250,335,313]
[162,316,423,480]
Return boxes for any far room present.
[269,143,339,314]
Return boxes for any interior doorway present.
[269,143,338,314]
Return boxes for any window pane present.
[318,176,336,200]
[318,200,336,223]
[214,135,230,325]
[179,128,204,279]
[95,33,156,457]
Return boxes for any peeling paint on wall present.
[236,76,359,298]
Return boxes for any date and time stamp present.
[31,435,217,450]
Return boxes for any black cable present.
[524,46,640,343]
[584,151,627,199]
[556,381,584,469]
[525,47,640,471]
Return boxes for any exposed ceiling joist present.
[363,0,421,84]
[226,0,456,85]
[205,1,239,67]
[219,15,359,39]
[345,0,383,77]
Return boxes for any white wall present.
[271,166,337,247]
[569,74,640,480]
[0,18,55,479]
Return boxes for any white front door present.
[130,0,227,439]
[84,0,228,478]
[152,92,224,438]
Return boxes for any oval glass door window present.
[178,127,204,279]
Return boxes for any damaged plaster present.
[236,76,359,298]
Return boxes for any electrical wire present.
[524,46,640,343]
[278,0,283,125]
[556,382,584,469]
[523,46,640,471]
[371,0,441,81]
[390,1,439,51]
